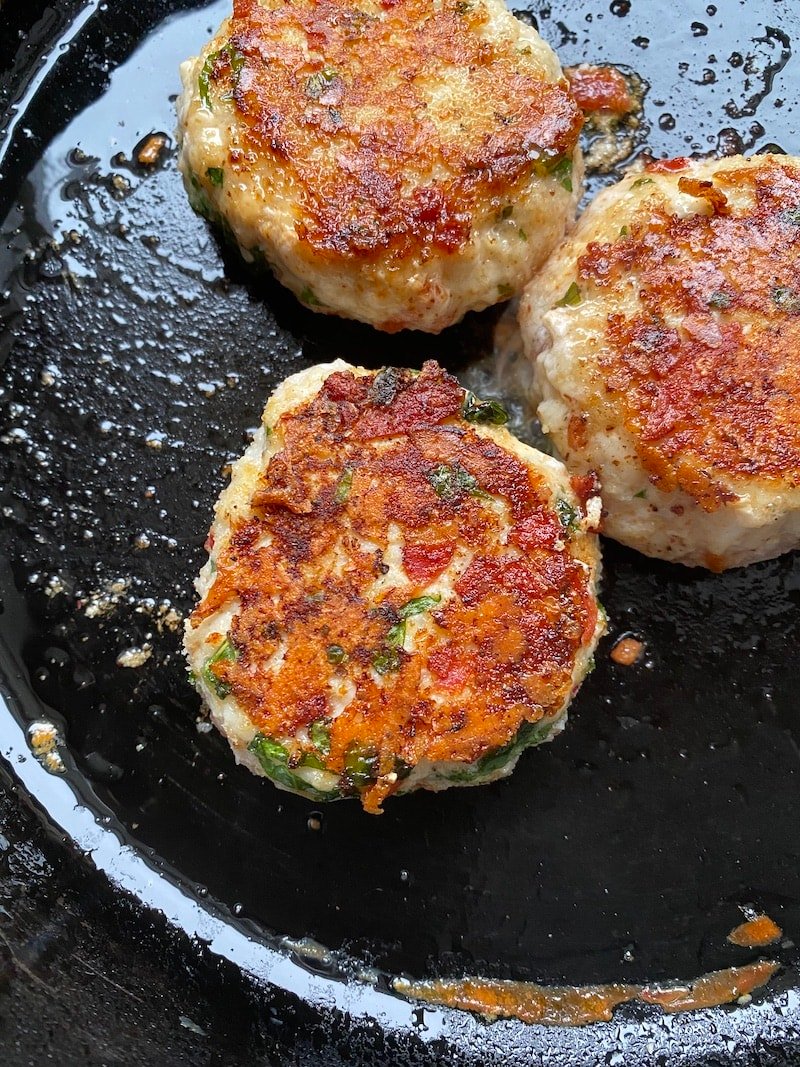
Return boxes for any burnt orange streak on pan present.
[395,960,780,1027]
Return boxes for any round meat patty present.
[520,154,800,571]
[184,360,604,813]
[176,0,583,334]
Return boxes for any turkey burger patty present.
[520,154,800,571]
[184,360,604,813]
[176,0,583,333]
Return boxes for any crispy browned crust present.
[203,0,582,260]
[577,157,800,510]
[190,363,597,813]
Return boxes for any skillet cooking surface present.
[2,0,800,1062]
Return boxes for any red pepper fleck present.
[646,156,692,173]
[403,542,456,584]
[428,646,472,691]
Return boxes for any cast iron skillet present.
[2,0,800,1062]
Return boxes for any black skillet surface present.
[2,0,800,1063]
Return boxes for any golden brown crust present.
[577,157,800,510]
[205,0,583,261]
[190,362,597,812]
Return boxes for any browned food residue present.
[394,960,779,1027]
[566,64,635,116]
[728,915,783,949]
[610,634,644,666]
[136,133,168,166]
[565,63,643,175]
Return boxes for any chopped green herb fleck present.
[394,756,413,781]
[427,463,490,502]
[206,166,224,187]
[334,466,353,504]
[383,595,442,652]
[248,733,338,800]
[372,647,402,675]
[497,283,514,299]
[455,0,472,12]
[772,285,800,314]
[708,290,732,310]
[198,57,215,109]
[518,227,528,241]
[781,206,800,226]
[187,173,213,218]
[496,204,514,221]
[632,176,654,188]
[326,644,347,665]
[202,637,237,699]
[633,489,647,499]
[249,734,288,768]
[462,391,509,425]
[447,719,554,783]
[199,43,245,110]
[556,281,582,308]
[550,156,573,192]
[309,719,331,756]
[555,498,579,531]
[400,594,441,620]
[343,746,379,791]
[299,285,322,307]
[299,751,326,770]
[306,68,338,99]
[619,225,629,236]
